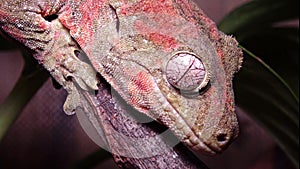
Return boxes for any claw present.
[63,89,80,115]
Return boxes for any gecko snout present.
[216,133,230,145]
[209,124,239,153]
[215,131,233,148]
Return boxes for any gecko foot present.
[40,19,98,115]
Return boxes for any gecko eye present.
[165,51,209,93]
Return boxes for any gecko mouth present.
[172,114,218,155]
[174,108,239,155]
[171,105,239,155]
[162,89,238,155]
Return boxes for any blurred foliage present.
[219,0,299,168]
[0,36,49,141]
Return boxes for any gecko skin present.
[0,0,243,154]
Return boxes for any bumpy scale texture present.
[0,0,243,155]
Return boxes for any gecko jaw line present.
[163,96,216,154]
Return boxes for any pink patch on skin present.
[59,0,105,48]
[77,0,103,46]
[199,15,220,41]
[38,20,49,30]
[130,71,154,93]
[134,20,180,51]
[128,71,154,111]
[120,0,177,16]
[148,33,179,51]
[59,5,78,37]
[217,49,225,58]
[40,3,55,17]
[126,1,199,51]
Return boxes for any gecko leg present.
[0,2,98,114]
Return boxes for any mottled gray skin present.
[0,0,243,154]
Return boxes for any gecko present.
[0,0,243,155]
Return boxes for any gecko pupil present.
[166,52,207,92]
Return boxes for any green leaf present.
[240,27,299,96]
[0,50,49,142]
[219,0,299,167]
[234,49,299,168]
[0,69,49,141]
[218,0,299,37]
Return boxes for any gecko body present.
[0,0,243,154]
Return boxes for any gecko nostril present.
[216,133,228,143]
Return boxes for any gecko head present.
[88,1,243,155]
[153,39,243,154]
[161,49,241,154]
[99,32,242,155]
